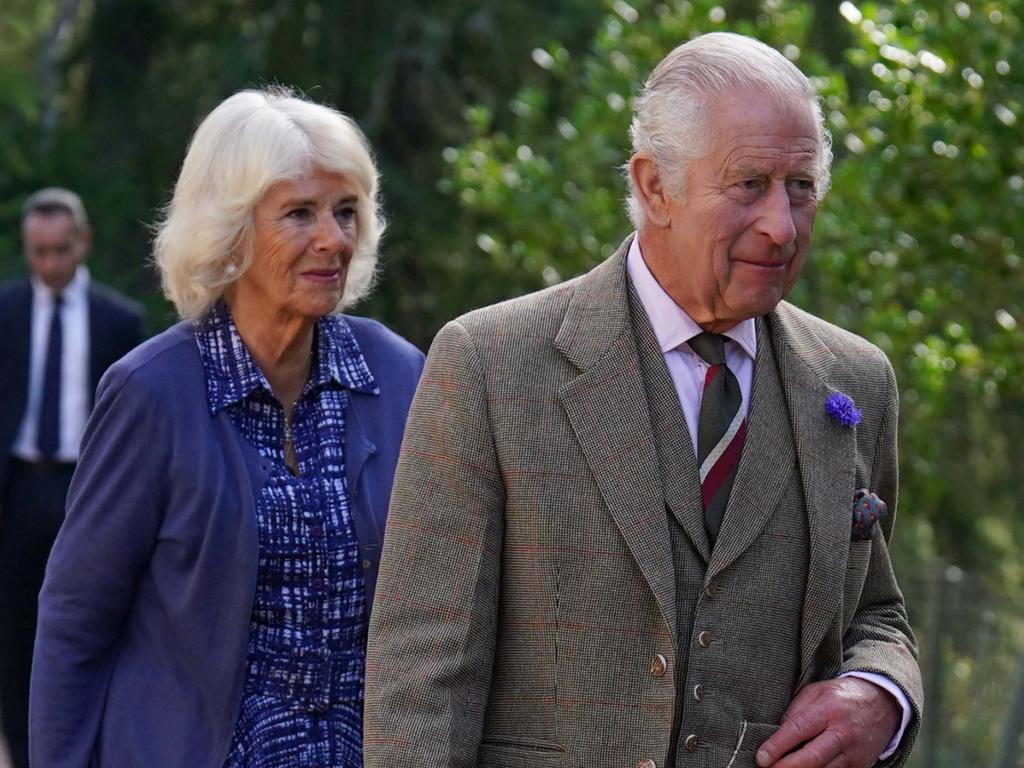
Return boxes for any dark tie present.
[689,332,746,544]
[37,293,64,459]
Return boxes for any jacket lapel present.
[628,284,709,563]
[555,241,678,642]
[766,305,855,680]
[707,318,796,578]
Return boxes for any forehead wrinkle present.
[718,143,819,179]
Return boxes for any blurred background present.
[0,0,1022,765]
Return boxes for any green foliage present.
[444,0,1024,590]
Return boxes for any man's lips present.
[733,258,788,269]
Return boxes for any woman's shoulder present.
[98,320,205,402]
[339,314,425,369]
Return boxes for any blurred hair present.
[626,32,833,230]
[22,187,89,231]
[154,86,384,319]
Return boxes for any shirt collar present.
[195,302,378,415]
[31,265,89,306]
[625,235,757,361]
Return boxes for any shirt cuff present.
[840,671,912,761]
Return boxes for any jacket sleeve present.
[841,355,923,768]
[30,365,168,768]
[364,320,505,768]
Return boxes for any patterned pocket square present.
[852,489,888,541]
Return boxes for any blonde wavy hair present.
[154,87,384,319]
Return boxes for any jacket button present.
[697,630,713,648]
[684,734,700,752]
[703,580,720,599]
[636,760,656,768]
[649,654,667,677]
[693,683,704,701]
[362,559,372,569]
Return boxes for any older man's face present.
[648,91,820,332]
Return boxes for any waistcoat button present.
[636,760,656,768]
[693,683,704,701]
[684,734,700,752]
[697,630,713,648]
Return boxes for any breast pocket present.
[477,737,564,768]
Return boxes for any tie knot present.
[689,332,727,366]
[53,293,64,309]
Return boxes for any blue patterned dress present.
[195,303,378,768]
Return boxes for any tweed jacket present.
[364,241,923,768]
[30,316,423,768]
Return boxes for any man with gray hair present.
[365,32,921,768]
[0,188,142,767]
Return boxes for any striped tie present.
[689,332,746,544]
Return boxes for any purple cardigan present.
[30,316,423,768]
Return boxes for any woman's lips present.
[301,268,340,285]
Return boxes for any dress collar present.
[195,302,378,415]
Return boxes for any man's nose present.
[757,184,797,247]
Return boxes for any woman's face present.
[231,168,360,321]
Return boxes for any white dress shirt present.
[626,236,910,759]
[12,267,91,463]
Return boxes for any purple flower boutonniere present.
[825,391,861,427]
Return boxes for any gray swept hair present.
[22,187,89,231]
[154,87,385,319]
[626,32,833,230]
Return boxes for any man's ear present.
[629,154,673,228]
[74,226,93,264]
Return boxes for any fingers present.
[756,707,829,766]
[764,729,845,768]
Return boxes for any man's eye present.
[787,179,816,199]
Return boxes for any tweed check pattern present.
[689,332,745,543]
[364,240,922,768]
[196,303,376,768]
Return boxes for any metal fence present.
[904,565,1024,768]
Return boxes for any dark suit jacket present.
[364,241,923,768]
[30,316,424,768]
[0,275,143,485]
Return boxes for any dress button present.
[312,577,324,590]
[649,654,667,677]
[697,630,713,648]
[693,683,704,701]
[684,734,700,752]
[636,760,656,768]
[310,525,324,538]
[703,580,720,599]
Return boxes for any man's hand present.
[755,677,901,768]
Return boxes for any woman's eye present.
[287,207,311,220]
[334,206,356,224]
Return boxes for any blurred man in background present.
[0,188,143,768]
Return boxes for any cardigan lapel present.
[766,305,855,680]
[555,240,678,642]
